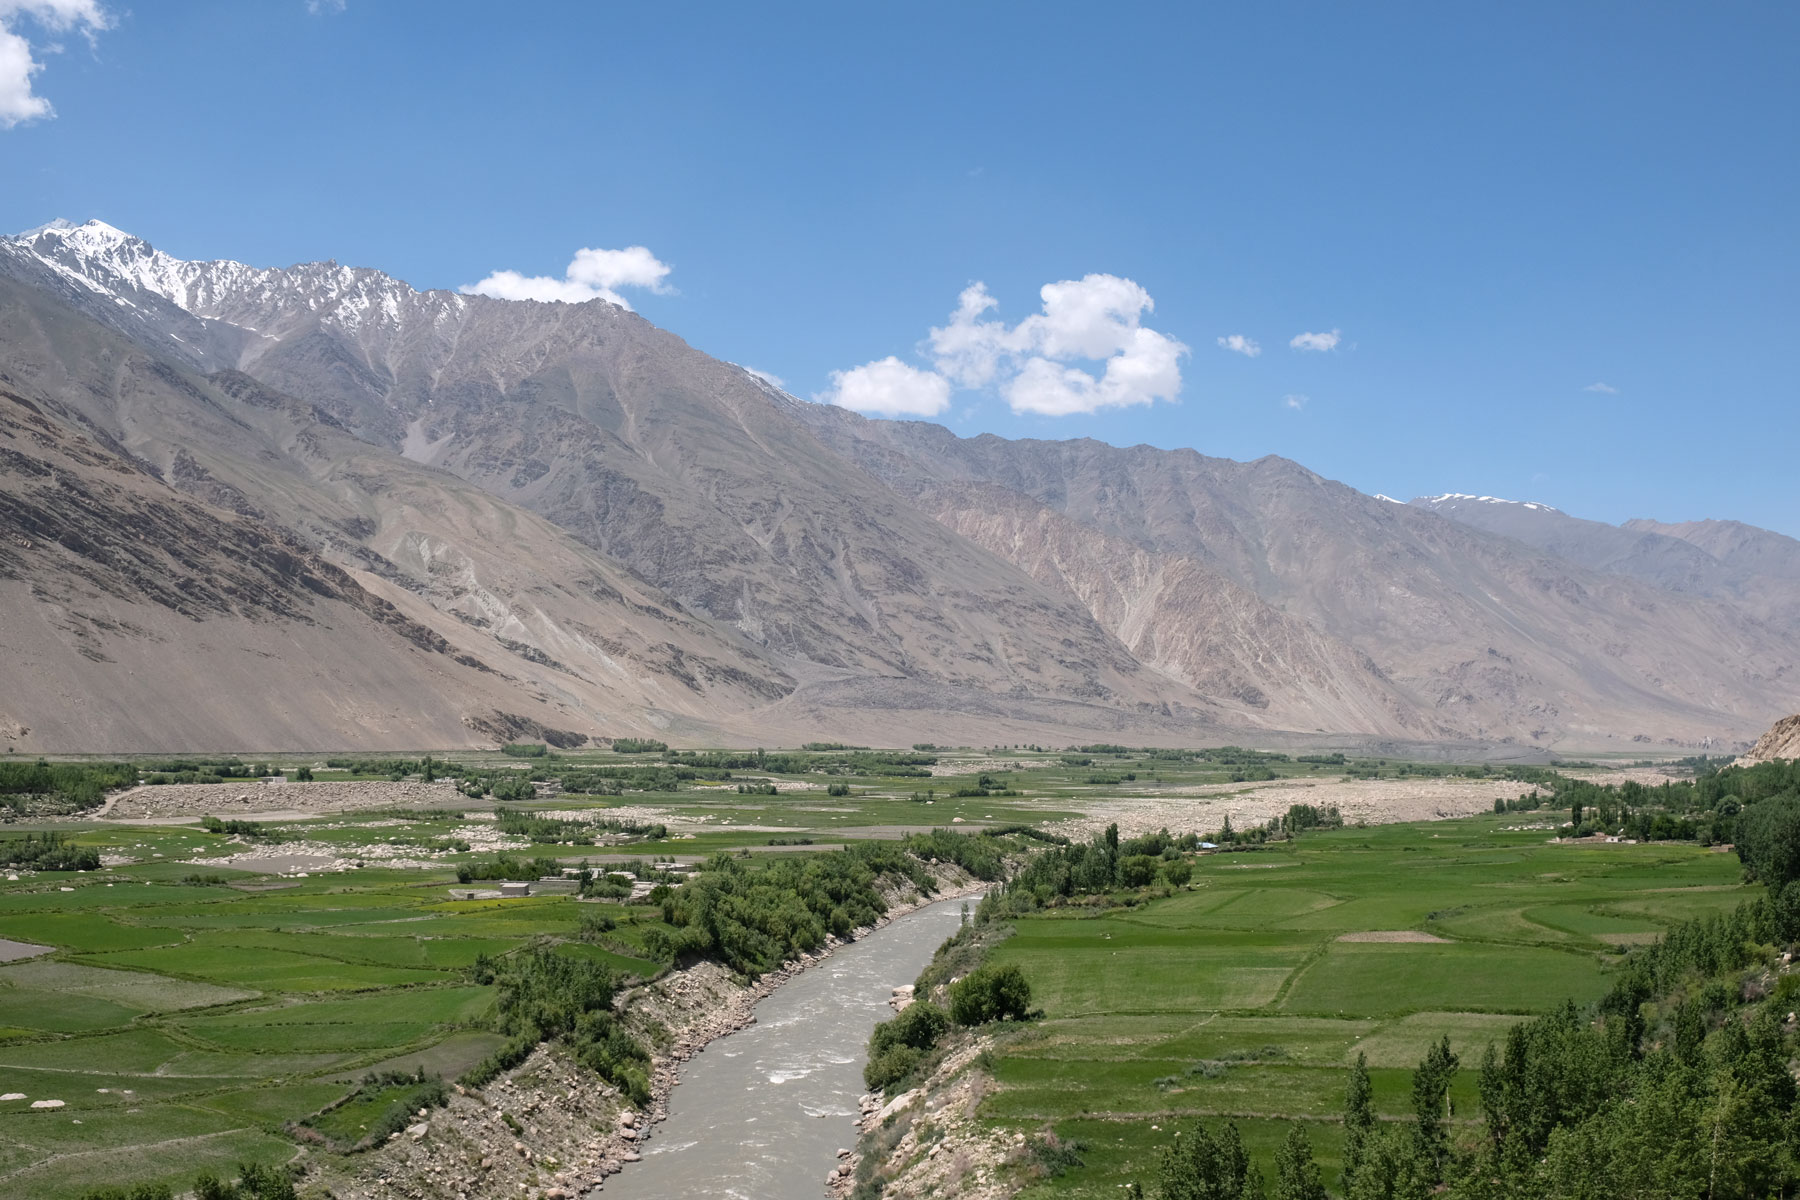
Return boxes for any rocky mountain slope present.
[2,219,1796,752]
[792,406,1800,748]
[1744,715,1800,763]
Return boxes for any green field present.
[973,816,1752,1199]
[0,743,1709,1197]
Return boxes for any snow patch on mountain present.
[1413,493,1561,514]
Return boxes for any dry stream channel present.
[598,894,972,1199]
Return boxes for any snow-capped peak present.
[6,217,469,340]
[1413,493,1561,514]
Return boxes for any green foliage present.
[652,841,943,975]
[200,815,281,841]
[949,963,1033,1026]
[0,830,100,870]
[863,1002,951,1090]
[827,782,853,797]
[610,738,668,753]
[192,1162,297,1200]
[292,765,313,781]
[455,854,566,883]
[495,809,595,844]
[462,948,650,1104]
[76,1186,175,1200]
[489,774,536,802]
[1272,1124,1327,1200]
[1027,1131,1088,1178]
[1156,1119,1263,1200]
[501,742,549,758]
[0,758,134,813]
[904,828,1007,880]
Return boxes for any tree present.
[1410,1036,1458,1175]
[1272,1124,1327,1200]
[949,964,1033,1025]
[1343,1052,1375,1184]
[1158,1120,1260,1200]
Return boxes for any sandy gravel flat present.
[103,780,473,819]
[1047,776,1530,841]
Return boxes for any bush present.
[1118,854,1160,888]
[78,1186,175,1200]
[950,964,1033,1026]
[863,1044,923,1092]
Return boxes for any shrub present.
[1162,860,1193,887]
[490,775,537,802]
[950,964,1033,1026]
[1118,854,1160,888]
[863,1044,923,1092]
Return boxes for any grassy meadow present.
[974,815,1751,1198]
[0,743,1707,1197]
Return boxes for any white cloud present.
[462,244,673,310]
[927,274,1187,416]
[307,0,347,11]
[1289,328,1341,352]
[825,273,1186,420]
[0,1,109,129]
[1216,333,1260,358]
[1284,393,1307,410]
[822,356,951,417]
[1583,381,1618,394]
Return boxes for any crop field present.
[974,814,1752,1198]
[0,743,1695,1197]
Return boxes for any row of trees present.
[1133,893,1800,1200]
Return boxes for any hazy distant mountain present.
[2,219,1797,752]
[1412,495,1800,635]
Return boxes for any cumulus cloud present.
[822,356,952,417]
[1583,381,1619,394]
[826,274,1186,419]
[1284,393,1307,410]
[1217,334,1261,358]
[1289,328,1341,352]
[0,1,109,128]
[462,245,673,309]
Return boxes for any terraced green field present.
[0,744,1694,1197]
[980,816,1751,1198]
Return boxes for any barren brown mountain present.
[2,220,1797,752]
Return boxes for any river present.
[595,893,973,1200]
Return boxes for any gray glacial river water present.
[595,894,973,1200]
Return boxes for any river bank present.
[314,869,984,1200]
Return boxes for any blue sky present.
[3,2,1796,534]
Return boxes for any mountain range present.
[1,219,1795,754]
